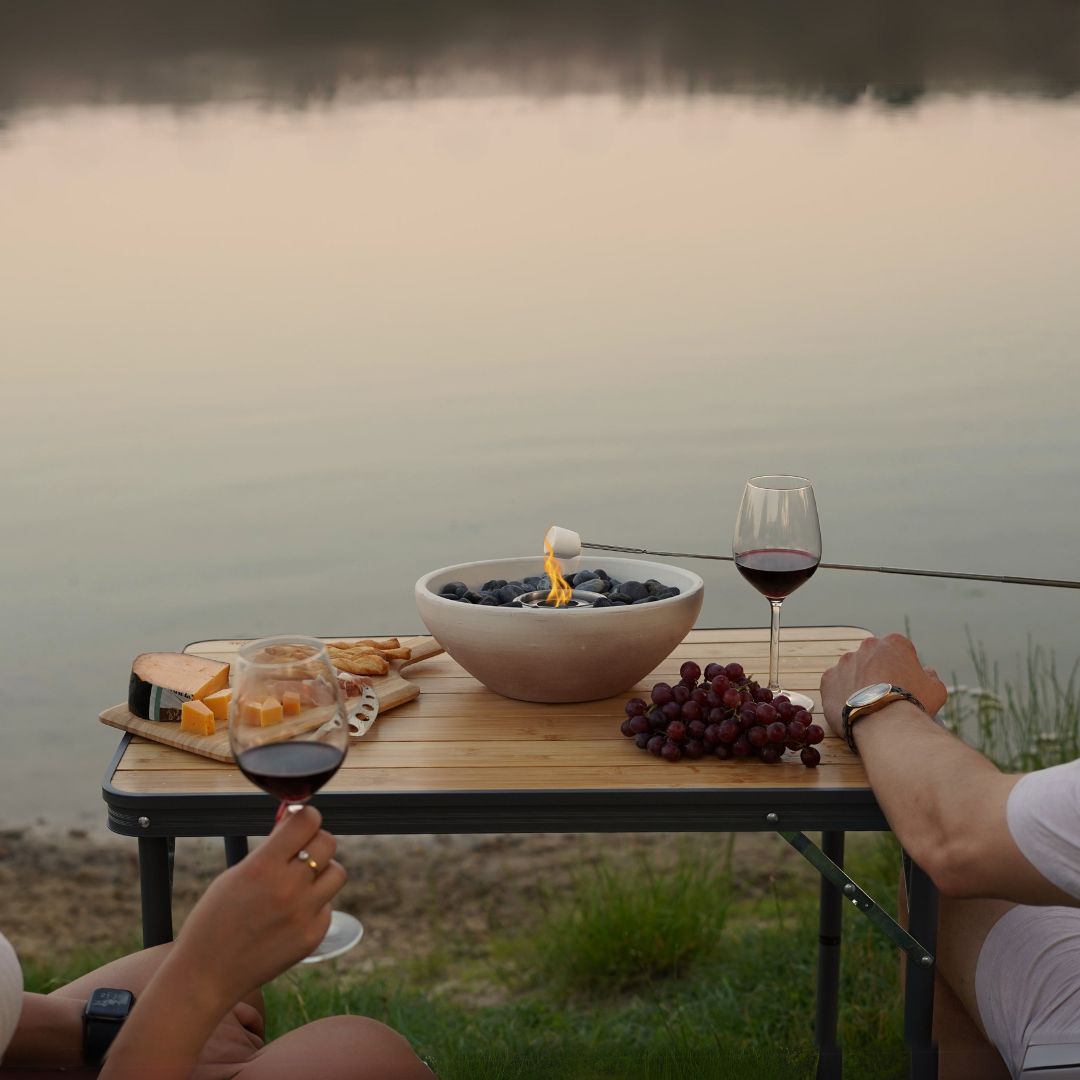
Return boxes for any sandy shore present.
[0,827,821,979]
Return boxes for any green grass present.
[523,835,735,994]
[20,940,140,993]
[23,837,907,1078]
[256,835,908,1079]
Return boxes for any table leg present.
[138,836,174,947]
[904,857,939,1079]
[224,836,249,867]
[815,830,845,1080]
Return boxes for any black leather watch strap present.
[842,687,926,754]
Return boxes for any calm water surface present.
[2,5,1079,823]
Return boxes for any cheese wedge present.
[240,697,283,727]
[203,688,232,722]
[180,699,216,736]
[130,653,230,722]
[281,690,301,716]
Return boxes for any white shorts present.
[977,905,1080,1077]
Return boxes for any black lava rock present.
[440,567,681,609]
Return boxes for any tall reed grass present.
[943,634,1080,771]
[527,837,735,995]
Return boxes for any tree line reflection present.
[1,0,1078,122]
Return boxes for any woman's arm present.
[100,806,345,1079]
[820,634,1079,906]
[95,950,238,1079]
[2,993,85,1068]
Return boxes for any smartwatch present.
[841,683,926,754]
[83,987,135,1066]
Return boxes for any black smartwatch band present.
[83,989,135,1066]
[842,687,926,755]
[84,1016,122,1066]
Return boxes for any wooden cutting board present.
[99,635,444,763]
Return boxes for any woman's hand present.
[169,805,345,1010]
[102,806,346,1079]
[820,633,947,738]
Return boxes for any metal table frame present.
[102,732,938,1079]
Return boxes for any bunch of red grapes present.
[619,661,826,767]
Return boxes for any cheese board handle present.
[346,684,380,739]
[399,636,444,670]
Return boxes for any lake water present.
[2,3,1079,824]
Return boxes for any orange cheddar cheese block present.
[281,690,301,716]
[203,688,232,722]
[180,699,216,736]
[240,698,284,727]
[130,653,230,722]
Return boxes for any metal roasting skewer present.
[580,541,1080,591]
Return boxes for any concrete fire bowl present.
[415,556,704,703]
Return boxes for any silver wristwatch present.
[841,683,926,754]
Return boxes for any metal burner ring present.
[515,589,604,609]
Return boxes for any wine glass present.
[733,476,822,712]
[229,635,367,963]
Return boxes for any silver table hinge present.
[779,830,934,967]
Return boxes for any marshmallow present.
[545,526,582,561]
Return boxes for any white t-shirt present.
[1008,758,1080,899]
[0,933,22,1063]
[972,760,1080,1076]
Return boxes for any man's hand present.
[816,633,1077,906]
[820,633,947,738]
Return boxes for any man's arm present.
[821,634,1077,906]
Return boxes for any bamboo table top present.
[103,626,886,837]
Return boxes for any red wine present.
[237,741,345,802]
[735,548,819,600]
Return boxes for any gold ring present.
[296,849,319,875]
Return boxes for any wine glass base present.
[778,690,815,712]
[300,910,363,964]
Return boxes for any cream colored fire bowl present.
[415,556,704,703]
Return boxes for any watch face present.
[846,683,892,709]
[89,989,134,1018]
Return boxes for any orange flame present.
[544,538,573,607]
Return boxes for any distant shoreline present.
[3,0,1078,122]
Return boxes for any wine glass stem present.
[274,801,306,824]
[767,599,783,694]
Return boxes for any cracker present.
[332,654,389,676]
